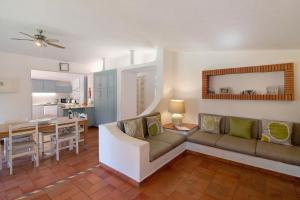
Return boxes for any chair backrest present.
[8,122,38,143]
[55,119,79,137]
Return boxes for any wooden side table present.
[163,123,199,136]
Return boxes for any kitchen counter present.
[62,105,94,110]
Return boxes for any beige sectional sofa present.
[189,113,300,166]
[117,112,186,162]
[99,112,300,183]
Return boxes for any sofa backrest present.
[224,116,260,139]
[198,113,226,134]
[292,123,300,146]
[117,112,161,136]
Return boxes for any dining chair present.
[8,122,39,175]
[52,119,79,161]
[39,129,56,157]
[3,119,31,163]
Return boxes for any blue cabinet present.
[94,69,117,125]
[32,79,72,93]
[56,81,72,93]
[43,80,56,93]
[32,79,44,93]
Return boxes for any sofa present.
[99,112,300,184]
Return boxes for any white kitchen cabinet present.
[32,105,44,119]
[44,105,58,117]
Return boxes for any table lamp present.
[168,99,185,126]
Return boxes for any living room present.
[0,0,300,200]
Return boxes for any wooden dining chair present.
[52,119,79,161]
[8,122,39,175]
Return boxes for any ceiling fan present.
[11,29,65,49]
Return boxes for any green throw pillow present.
[200,114,221,134]
[123,118,145,139]
[146,114,162,137]
[229,117,253,139]
[261,120,292,145]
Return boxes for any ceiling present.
[0,0,300,64]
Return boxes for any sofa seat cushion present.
[146,138,173,162]
[256,141,300,166]
[148,131,186,148]
[216,135,257,155]
[187,131,222,147]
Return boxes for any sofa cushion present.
[123,118,145,139]
[146,138,173,162]
[256,141,300,166]
[229,117,253,139]
[187,131,222,147]
[148,130,186,148]
[292,123,300,146]
[216,134,257,155]
[200,114,222,134]
[146,114,163,137]
[199,113,225,134]
[117,112,160,135]
[261,120,293,146]
[224,116,260,139]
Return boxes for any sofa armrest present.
[99,122,149,182]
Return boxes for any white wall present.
[0,51,96,123]
[173,50,300,123]
[120,66,157,119]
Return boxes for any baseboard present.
[186,142,300,180]
[99,162,140,187]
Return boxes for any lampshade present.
[168,99,185,114]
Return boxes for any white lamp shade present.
[168,99,185,114]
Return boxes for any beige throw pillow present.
[123,118,145,139]
[200,114,221,134]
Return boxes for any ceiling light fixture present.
[35,40,42,47]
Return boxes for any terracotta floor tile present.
[89,185,116,200]
[1,127,300,200]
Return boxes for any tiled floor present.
[1,127,300,200]
[0,127,99,200]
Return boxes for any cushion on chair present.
[146,138,173,162]
[187,131,222,147]
[58,132,77,139]
[148,130,186,148]
[216,134,257,155]
[256,141,300,166]
[12,141,35,155]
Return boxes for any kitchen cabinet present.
[32,79,44,93]
[32,79,72,93]
[94,69,117,125]
[44,105,58,116]
[56,81,72,93]
[32,105,44,119]
[43,80,56,93]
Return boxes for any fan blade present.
[11,38,35,41]
[19,32,36,39]
[45,38,59,43]
[45,41,65,49]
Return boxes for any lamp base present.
[171,113,183,126]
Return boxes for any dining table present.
[0,117,89,149]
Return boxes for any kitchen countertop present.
[62,105,94,110]
[32,103,94,109]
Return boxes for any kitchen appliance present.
[60,98,67,103]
